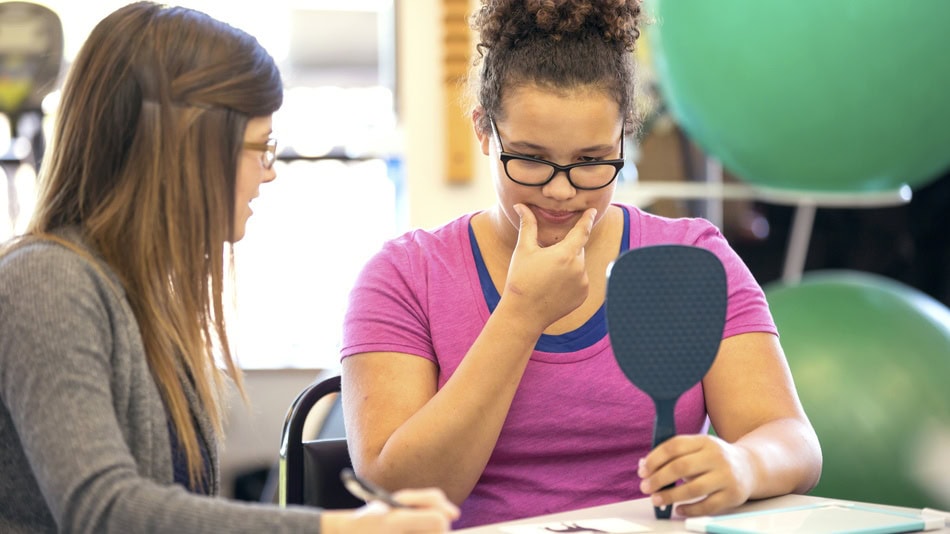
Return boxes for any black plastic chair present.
[278,373,363,509]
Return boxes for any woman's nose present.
[541,169,576,200]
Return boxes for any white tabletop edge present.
[454,494,950,533]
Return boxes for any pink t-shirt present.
[341,204,777,528]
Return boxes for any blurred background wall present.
[2,0,947,505]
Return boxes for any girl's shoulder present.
[0,230,123,301]
[614,203,723,247]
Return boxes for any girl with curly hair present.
[341,0,821,528]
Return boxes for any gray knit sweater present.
[0,231,322,533]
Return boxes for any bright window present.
[1,0,402,369]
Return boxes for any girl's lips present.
[532,206,578,224]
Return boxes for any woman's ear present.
[472,107,491,156]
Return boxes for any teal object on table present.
[765,272,950,509]
[646,0,950,192]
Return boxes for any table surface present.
[455,493,950,533]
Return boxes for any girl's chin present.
[535,231,567,248]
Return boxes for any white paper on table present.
[500,517,652,534]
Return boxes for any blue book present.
[685,502,945,534]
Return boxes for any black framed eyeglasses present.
[489,116,624,190]
[243,138,278,170]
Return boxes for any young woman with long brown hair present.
[0,3,456,532]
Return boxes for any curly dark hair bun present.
[472,0,642,54]
[468,0,643,132]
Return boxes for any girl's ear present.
[472,107,490,156]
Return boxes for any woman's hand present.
[635,333,824,520]
[501,204,596,333]
[320,487,460,533]
[637,434,755,517]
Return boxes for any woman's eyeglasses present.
[243,138,278,170]
[489,116,624,191]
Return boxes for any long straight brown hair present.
[27,2,282,487]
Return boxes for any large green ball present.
[647,0,950,192]
[765,272,950,508]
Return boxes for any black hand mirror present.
[606,245,726,519]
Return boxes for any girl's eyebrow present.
[505,138,616,154]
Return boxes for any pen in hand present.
[341,467,409,509]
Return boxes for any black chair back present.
[278,374,363,509]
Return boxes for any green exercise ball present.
[647,0,950,192]
[765,271,950,508]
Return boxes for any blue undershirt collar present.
[469,206,630,353]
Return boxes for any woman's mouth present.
[532,206,577,224]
